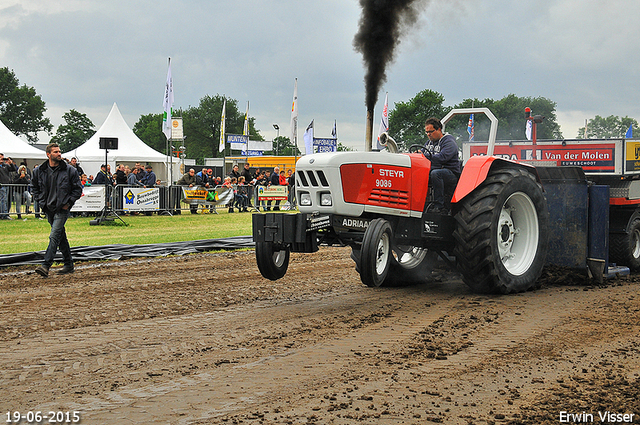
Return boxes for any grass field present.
[0,210,255,255]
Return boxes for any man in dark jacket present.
[92,164,110,185]
[423,117,461,214]
[0,153,17,219]
[142,165,156,187]
[32,143,83,277]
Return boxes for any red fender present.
[452,156,541,204]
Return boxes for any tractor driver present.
[422,117,461,214]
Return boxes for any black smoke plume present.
[353,0,426,110]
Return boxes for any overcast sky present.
[1,0,639,152]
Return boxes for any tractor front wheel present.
[255,242,290,280]
[359,218,393,287]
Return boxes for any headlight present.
[320,193,332,206]
[300,193,312,206]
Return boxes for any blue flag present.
[625,124,633,139]
[467,114,474,142]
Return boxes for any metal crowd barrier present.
[0,183,297,218]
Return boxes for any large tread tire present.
[255,242,290,281]
[453,167,549,294]
[359,218,393,287]
[610,216,640,271]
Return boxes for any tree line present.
[2,67,638,162]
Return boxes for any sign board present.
[71,186,106,211]
[242,150,264,156]
[182,186,234,206]
[625,140,640,172]
[122,187,160,211]
[464,139,623,175]
[257,185,288,201]
[313,137,337,153]
[171,117,183,140]
[228,134,249,150]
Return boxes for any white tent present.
[0,119,46,165]
[64,103,171,182]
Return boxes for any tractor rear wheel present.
[610,215,640,270]
[453,167,549,294]
[255,242,290,280]
[359,218,393,287]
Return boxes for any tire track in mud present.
[2,248,640,424]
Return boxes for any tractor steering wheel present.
[408,144,425,153]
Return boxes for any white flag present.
[162,58,174,140]
[525,119,532,141]
[243,101,249,136]
[219,99,226,153]
[332,120,337,139]
[377,92,389,150]
[290,78,298,149]
[303,120,314,155]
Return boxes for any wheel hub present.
[497,192,539,276]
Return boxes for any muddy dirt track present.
[1,246,639,424]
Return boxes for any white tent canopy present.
[64,103,170,182]
[0,119,46,165]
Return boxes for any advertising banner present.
[182,186,234,206]
[257,185,288,201]
[123,187,160,211]
[465,140,622,174]
[228,134,249,150]
[313,137,337,153]
[625,140,640,172]
[71,186,106,212]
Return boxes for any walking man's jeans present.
[43,209,72,268]
[430,168,459,210]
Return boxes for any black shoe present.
[228,208,234,213]
[57,265,75,274]
[35,265,50,277]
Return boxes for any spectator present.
[236,176,249,212]
[241,163,252,182]
[260,170,271,211]
[0,153,17,220]
[207,168,214,183]
[88,174,94,183]
[268,166,281,211]
[13,165,31,219]
[126,167,141,186]
[177,168,197,187]
[177,169,198,214]
[92,164,110,185]
[135,162,146,182]
[142,165,156,187]
[287,169,296,207]
[69,157,84,176]
[279,170,288,185]
[229,164,240,180]
[80,174,91,187]
[196,168,210,188]
[33,164,42,218]
[115,164,127,185]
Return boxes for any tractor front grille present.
[368,188,409,207]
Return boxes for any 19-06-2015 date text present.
[6,411,80,424]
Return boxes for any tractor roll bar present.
[441,108,498,157]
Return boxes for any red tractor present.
[253,108,632,293]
